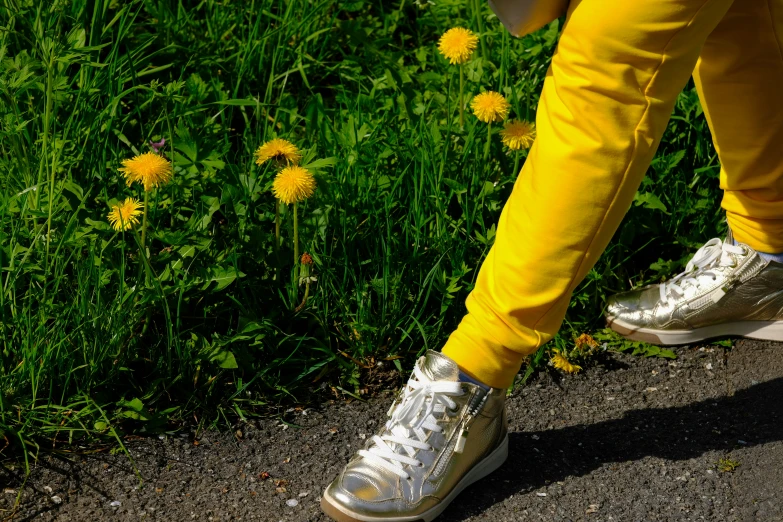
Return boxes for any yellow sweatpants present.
[443,0,783,388]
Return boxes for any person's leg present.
[323,2,735,520]
[443,0,735,389]
[607,0,783,346]
[693,0,783,253]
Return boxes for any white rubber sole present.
[321,434,509,522]
[607,317,783,345]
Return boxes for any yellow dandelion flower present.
[438,27,479,65]
[575,333,599,352]
[470,91,510,123]
[551,349,582,374]
[107,198,144,232]
[272,165,316,205]
[255,138,301,166]
[500,120,536,150]
[119,152,173,192]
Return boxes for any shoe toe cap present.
[606,286,661,323]
[323,463,401,514]
[333,470,388,502]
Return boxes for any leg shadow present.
[443,377,783,520]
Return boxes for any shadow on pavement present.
[444,377,783,521]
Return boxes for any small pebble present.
[110,500,121,507]
[298,491,310,497]
[286,499,299,507]
[44,486,53,494]
[51,496,62,504]
[536,492,547,497]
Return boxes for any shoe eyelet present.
[417,462,424,467]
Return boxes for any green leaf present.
[201,266,245,291]
[634,192,669,213]
[119,397,144,412]
[443,178,465,193]
[84,218,111,231]
[213,98,262,106]
[118,397,151,421]
[215,350,238,369]
[301,157,337,171]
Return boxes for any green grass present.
[0,0,725,455]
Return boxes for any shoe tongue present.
[419,350,460,382]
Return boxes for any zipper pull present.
[455,389,489,454]
[454,418,471,454]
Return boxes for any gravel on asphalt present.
[2,339,781,521]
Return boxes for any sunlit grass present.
[0,0,723,461]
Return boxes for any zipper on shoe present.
[454,390,489,454]
[711,275,738,304]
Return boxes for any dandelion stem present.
[275,199,280,251]
[293,201,299,266]
[295,264,310,313]
[141,190,149,258]
[36,55,54,211]
[459,65,464,128]
[484,123,492,160]
[41,53,56,313]
[473,0,488,61]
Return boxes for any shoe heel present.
[468,434,509,484]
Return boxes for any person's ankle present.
[457,368,491,389]
[731,237,783,263]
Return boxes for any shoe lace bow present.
[357,363,464,479]
[659,238,746,304]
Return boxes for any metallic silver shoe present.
[606,236,783,345]
[321,351,508,522]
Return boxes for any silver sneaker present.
[606,237,783,344]
[321,351,508,522]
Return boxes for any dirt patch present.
[2,340,781,521]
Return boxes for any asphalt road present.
[3,339,781,521]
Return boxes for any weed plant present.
[0,0,725,452]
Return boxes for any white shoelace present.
[659,238,747,304]
[357,364,464,479]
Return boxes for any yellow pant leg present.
[443,0,735,388]
[693,0,783,253]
